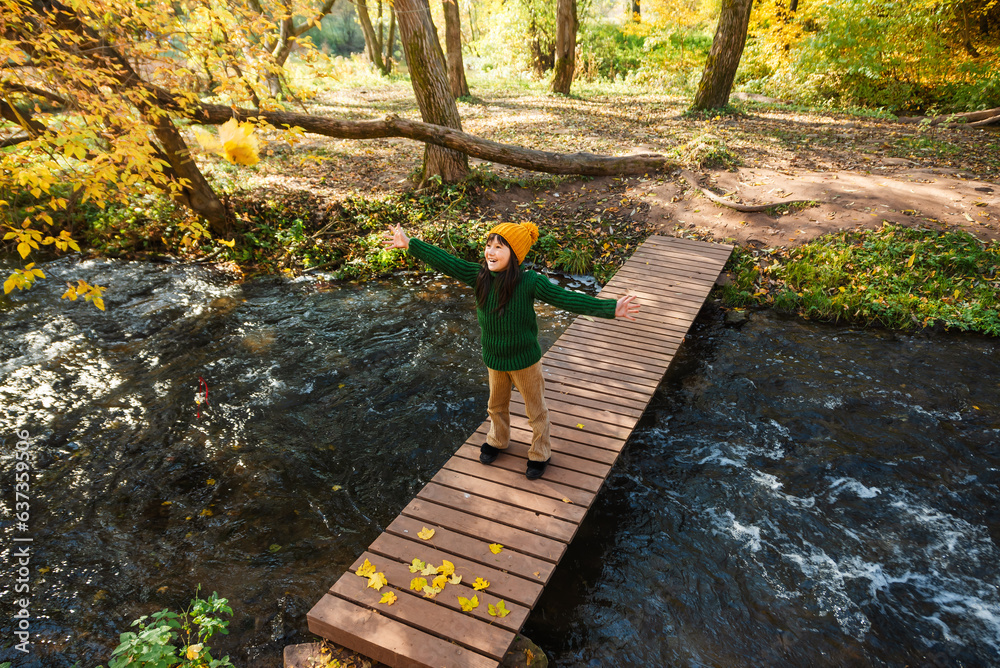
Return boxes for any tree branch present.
[192,105,677,176]
[1,82,70,107]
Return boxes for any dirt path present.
[635,166,999,247]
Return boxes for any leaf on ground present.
[408,558,426,573]
[422,585,443,598]
[437,560,455,576]
[356,559,376,578]
[367,572,387,591]
[421,563,439,576]
[472,577,490,591]
[449,574,462,585]
[432,574,448,590]
[409,577,427,591]
[488,600,510,618]
[562,497,572,503]
[489,543,503,554]
[379,591,397,606]
[417,526,435,540]
[458,595,479,612]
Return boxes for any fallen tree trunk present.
[898,106,1000,128]
[192,104,677,176]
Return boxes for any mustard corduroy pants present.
[485,360,550,462]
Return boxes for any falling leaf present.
[409,577,427,591]
[367,572,387,591]
[379,591,397,606]
[422,585,442,598]
[421,563,439,576]
[472,577,490,591]
[489,543,503,554]
[417,527,435,540]
[488,600,510,618]
[432,574,448,590]
[408,558,426,573]
[458,595,479,611]
[356,559,376,578]
[449,574,463,585]
[438,560,455,576]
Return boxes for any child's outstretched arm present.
[383,224,480,287]
[534,275,641,321]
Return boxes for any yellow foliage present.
[379,591,397,606]
[408,558,426,573]
[437,560,455,577]
[61,280,106,311]
[409,577,427,591]
[355,559,377,578]
[488,543,503,554]
[367,572,387,591]
[431,574,448,590]
[193,118,260,166]
[487,600,510,618]
[458,595,479,612]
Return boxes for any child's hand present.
[383,224,410,250]
[615,294,640,321]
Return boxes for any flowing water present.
[1,257,998,667]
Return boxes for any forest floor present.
[243,72,1000,254]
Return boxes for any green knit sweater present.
[408,238,617,371]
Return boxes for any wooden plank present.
[417,482,578,544]
[386,515,557,584]
[307,594,498,668]
[542,367,650,403]
[644,235,734,257]
[401,498,567,563]
[629,244,732,268]
[510,399,636,440]
[506,413,626,454]
[555,330,679,364]
[542,379,646,416]
[330,574,515,660]
[452,444,605,493]
[546,347,668,380]
[436,458,597,509]
[564,320,685,351]
[609,266,725,293]
[542,357,661,391]
[431,469,589,523]
[512,392,639,429]
[368,532,545,607]
[468,428,615,479]
[346,551,529,632]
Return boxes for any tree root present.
[897,106,1000,129]
[679,170,817,212]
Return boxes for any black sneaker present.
[480,443,500,465]
[525,458,549,480]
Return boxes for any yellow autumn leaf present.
[973,406,980,410]
[409,577,427,591]
[438,560,455,577]
[422,585,442,598]
[489,543,503,554]
[458,595,479,611]
[367,572,387,591]
[432,574,448,590]
[576,423,585,429]
[408,558,426,573]
[562,497,572,504]
[954,289,961,299]
[379,591,397,606]
[449,574,463,585]
[907,252,916,268]
[526,649,535,663]
[218,238,236,248]
[186,643,203,660]
[356,558,376,578]
[487,600,510,618]
[417,526,435,540]
[472,577,490,591]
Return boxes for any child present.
[384,221,639,480]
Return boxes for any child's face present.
[484,236,512,272]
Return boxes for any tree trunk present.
[788,0,798,12]
[195,105,677,175]
[356,0,388,72]
[394,0,468,185]
[385,8,397,73]
[551,0,578,94]
[692,0,754,110]
[961,5,981,57]
[147,114,228,235]
[630,0,641,22]
[442,0,470,98]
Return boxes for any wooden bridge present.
[306,235,733,667]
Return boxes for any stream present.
[1,256,998,667]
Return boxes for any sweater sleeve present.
[407,238,480,288]
[531,272,618,319]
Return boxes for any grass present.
[720,224,1000,335]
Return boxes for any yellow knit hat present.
[488,222,539,265]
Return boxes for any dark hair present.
[475,233,520,315]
